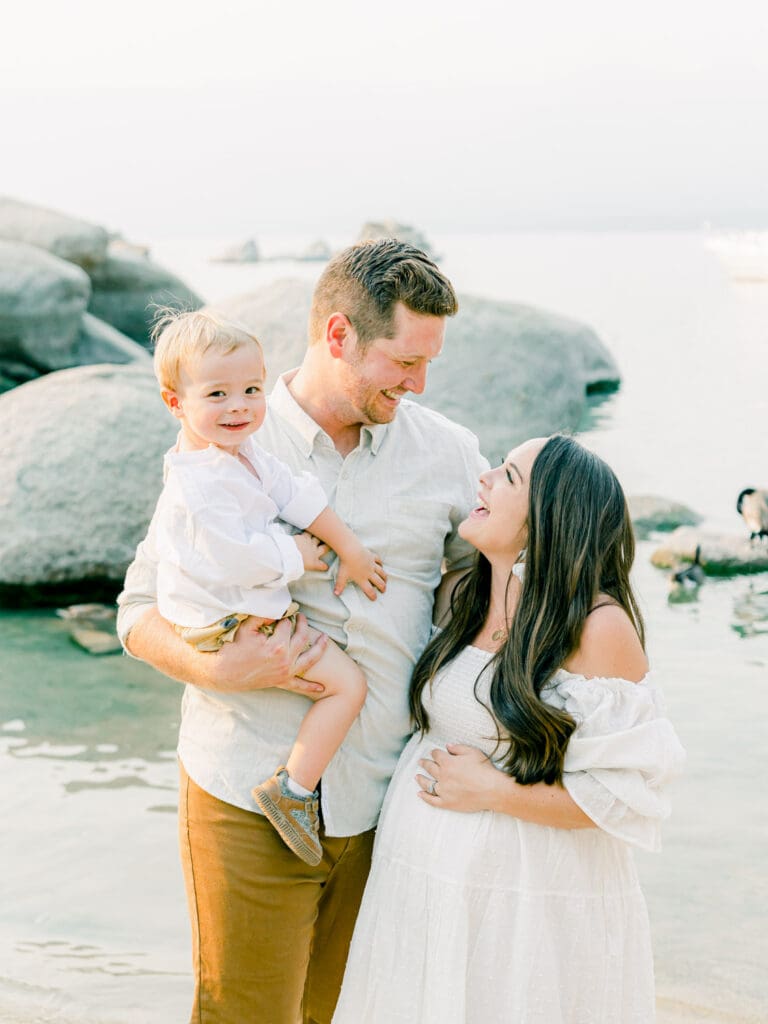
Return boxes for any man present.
[117,239,488,1024]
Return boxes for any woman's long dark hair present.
[409,434,644,786]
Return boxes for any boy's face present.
[162,344,267,454]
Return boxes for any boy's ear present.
[325,312,354,359]
[161,388,184,418]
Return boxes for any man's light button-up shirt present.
[117,371,488,836]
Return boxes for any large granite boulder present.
[214,278,313,385]
[215,278,620,462]
[0,364,175,600]
[651,527,768,576]
[628,495,703,539]
[70,313,152,367]
[0,359,39,394]
[0,196,109,268]
[88,252,203,348]
[0,241,91,372]
[433,295,619,459]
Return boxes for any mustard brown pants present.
[178,764,374,1024]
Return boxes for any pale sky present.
[3,0,767,239]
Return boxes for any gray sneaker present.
[252,767,322,866]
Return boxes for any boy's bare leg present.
[284,632,366,792]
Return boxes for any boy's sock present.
[285,775,314,798]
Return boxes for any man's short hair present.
[152,308,263,391]
[309,239,458,348]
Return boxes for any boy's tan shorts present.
[175,602,301,653]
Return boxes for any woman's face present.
[459,438,546,559]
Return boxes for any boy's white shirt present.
[150,436,327,627]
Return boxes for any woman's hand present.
[416,744,501,813]
[417,742,597,829]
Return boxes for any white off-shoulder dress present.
[332,645,686,1024]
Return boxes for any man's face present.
[341,302,445,426]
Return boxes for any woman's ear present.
[161,388,184,419]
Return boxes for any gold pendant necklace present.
[491,627,506,642]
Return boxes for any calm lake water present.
[1,231,766,1023]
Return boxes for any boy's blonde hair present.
[152,307,264,391]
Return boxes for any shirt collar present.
[268,370,392,457]
[362,422,388,455]
[268,371,328,458]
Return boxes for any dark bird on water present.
[736,488,768,541]
[670,545,706,591]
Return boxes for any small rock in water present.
[213,238,260,263]
[628,495,702,539]
[297,239,331,261]
[652,527,768,577]
[57,604,121,655]
[357,220,441,261]
[57,602,117,624]
[69,626,122,656]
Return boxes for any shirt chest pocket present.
[384,497,453,576]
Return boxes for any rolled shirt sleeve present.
[157,490,304,593]
[256,450,328,531]
[116,538,159,653]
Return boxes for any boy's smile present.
[162,344,267,456]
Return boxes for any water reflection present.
[0,610,180,765]
[731,582,768,638]
[667,584,701,605]
[578,390,618,432]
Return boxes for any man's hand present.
[125,607,327,695]
[212,614,327,694]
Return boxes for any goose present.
[671,544,708,593]
[736,488,768,541]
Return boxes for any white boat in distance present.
[704,230,768,281]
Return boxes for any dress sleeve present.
[552,674,686,852]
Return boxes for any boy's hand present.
[294,532,330,572]
[335,542,387,601]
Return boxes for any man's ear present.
[325,312,354,359]
[161,388,184,418]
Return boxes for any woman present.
[332,435,685,1024]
